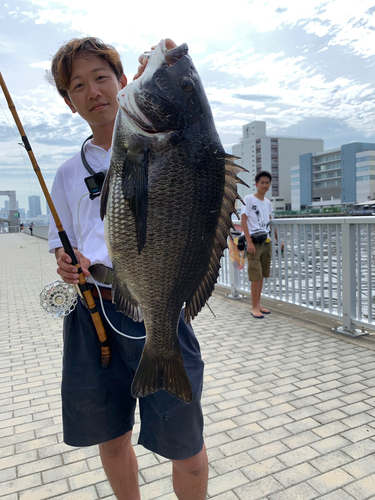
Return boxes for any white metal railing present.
[218,217,375,335]
[6,220,375,334]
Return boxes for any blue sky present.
[1,0,375,211]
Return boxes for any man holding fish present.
[48,37,208,499]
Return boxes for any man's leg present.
[172,445,208,500]
[257,278,269,313]
[251,278,263,317]
[259,245,271,314]
[99,431,141,500]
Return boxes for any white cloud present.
[29,60,51,69]
[2,0,375,210]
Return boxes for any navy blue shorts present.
[61,296,205,460]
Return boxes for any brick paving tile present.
[0,473,42,497]
[18,455,62,477]
[53,486,99,499]
[342,401,373,414]
[307,468,355,495]
[342,412,374,428]
[273,462,320,488]
[247,441,289,462]
[279,445,321,467]
[312,421,350,438]
[343,455,375,479]
[140,462,172,484]
[207,470,248,497]
[138,477,174,500]
[344,473,375,500]
[310,450,353,473]
[284,416,320,434]
[18,479,69,500]
[281,429,320,449]
[343,438,375,459]
[252,426,291,445]
[4,234,375,499]
[211,451,254,475]
[341,425,375,443]
[242,456,286,481]
[209,492,238,500]
[0,468,16,483]
[314,395,345,410]
[234,475,283,499]
[96,480,120,498]
[319,492,355,500]
[269,482,319,500]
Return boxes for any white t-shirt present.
[243,194,273,236]
[48,139,112,276]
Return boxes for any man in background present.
[241,171,283,319]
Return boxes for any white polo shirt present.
[48,139,112,271]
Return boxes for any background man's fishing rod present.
[0,72,111,369]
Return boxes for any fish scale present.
[100,40,248,403]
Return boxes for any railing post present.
[332,220,368,337]
[226,256,245,300]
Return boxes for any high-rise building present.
[232,121,324,210]
[28,195,42,218]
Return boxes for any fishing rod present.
[0,72,111,369]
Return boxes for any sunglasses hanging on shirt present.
[82,135,108,200]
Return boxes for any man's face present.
[64,53,127,129]
[255,176,271,194]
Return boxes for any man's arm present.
[241,213,256,255]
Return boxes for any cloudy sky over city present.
[1,0,375,212]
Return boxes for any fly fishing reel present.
[40,280,77,318]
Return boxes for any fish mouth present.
[117,40,189,134]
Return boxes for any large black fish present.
[100,40,247,403]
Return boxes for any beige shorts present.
[247,241,272,281]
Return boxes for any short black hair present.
[255,171,272,183]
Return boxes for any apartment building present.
[294,142,375,210]
[232,121,323,211]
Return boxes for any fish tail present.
[131,342,193,403]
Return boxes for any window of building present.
[356,156,375,163]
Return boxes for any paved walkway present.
[2,233,375,499]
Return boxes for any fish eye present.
[181,77,195,92]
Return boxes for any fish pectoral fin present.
[112,273,143,322]
[122,149,149,254]
[131,341,193,403]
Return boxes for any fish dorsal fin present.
[122,149,149,254]
[184,154,249,321]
